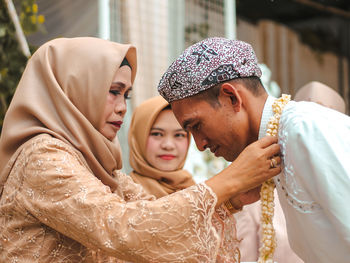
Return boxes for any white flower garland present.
[258,94,291,263]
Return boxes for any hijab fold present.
[128,96,195,198]
[0,37,137,195]
[294,81,346,114]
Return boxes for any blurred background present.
[1,0,350,180]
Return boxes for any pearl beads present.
[258,94,291,263]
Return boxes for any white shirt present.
[259,96,350,262]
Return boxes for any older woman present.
[0,37,280,262]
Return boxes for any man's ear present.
[220,82,242,112]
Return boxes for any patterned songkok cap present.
[158,37,262,102]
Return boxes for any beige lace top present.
[0,135,238,262]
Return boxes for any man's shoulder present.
[282,100,347,126]
[280,101,314,129]
[280,100,349,142]
[278,101,328,145]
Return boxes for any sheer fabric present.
[0,36,240,262]
[128,96,240,262]
[0,134,225,262]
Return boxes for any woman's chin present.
[155,163,178,172]
[100,132,117,142]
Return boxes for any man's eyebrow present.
[183,118,194,131]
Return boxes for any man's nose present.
[193,135,208,151]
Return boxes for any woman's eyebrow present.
[111,82,126,89]
[150,127,164,131]
[111,82,133,91]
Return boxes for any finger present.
[268,166,282,176]
[264,143,280,157]
[273,156,281,165]
[256,136,278,148]
[267,155,282,169]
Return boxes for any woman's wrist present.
[224,197,243,214]
[205,168,240,207]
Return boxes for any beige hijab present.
[294,81,346,114]
[0,37,137,195]
[128,96,195,198]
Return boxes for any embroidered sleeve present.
[19,138,222,262]
[213,205,240,263]
[283,112,350,241]
[112,170,156,202]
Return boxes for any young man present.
[158,37,350,262]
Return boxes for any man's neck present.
[247,93,269,142]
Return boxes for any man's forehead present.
[171,99,191,119]
[171,97,202,115]
[171,98,208,126]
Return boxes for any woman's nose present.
[160,137,175,150]
[114,98,127,117]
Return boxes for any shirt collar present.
[258,96,275,139]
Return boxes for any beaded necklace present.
[258,94,291,263]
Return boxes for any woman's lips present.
[159,155,175,160]
[110,121,123,129]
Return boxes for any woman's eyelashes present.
[109,88,132,99]
[150,131,163,137]
[175,132,187,138]
[109,90,120,96]
[150,131,187,139]
[124,91,131,99]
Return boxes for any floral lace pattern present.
[214,206,240,263]
[0,135,228,262]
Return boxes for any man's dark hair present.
[193,76,266,108]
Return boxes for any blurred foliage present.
[19,0,44,34]
[0,0,44,132]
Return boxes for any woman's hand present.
[206,136,281,206]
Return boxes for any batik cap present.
[158,37,262,102]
